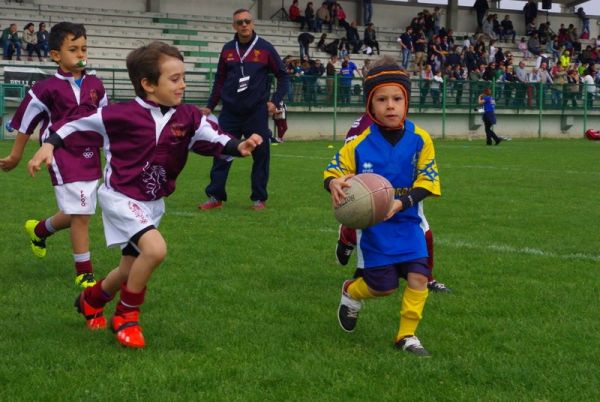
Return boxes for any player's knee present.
[144,239,167,265]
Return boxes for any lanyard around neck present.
[235,35,259,77]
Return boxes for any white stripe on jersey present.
[19,90,50,137]
[190,116,232,149]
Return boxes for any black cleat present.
[395,336,431,357]
[337,280,363,332]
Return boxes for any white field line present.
[271,153,599,176]
[317,227,600,262]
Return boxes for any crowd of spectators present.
[1,22,49,61]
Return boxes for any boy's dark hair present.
[49,22,86,51]
[126,41,184,98]
[233,8,250,16]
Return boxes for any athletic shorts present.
[363,258,431,292]
[98,185,164,248]
[54,179,99,215]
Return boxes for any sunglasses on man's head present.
[234,19,252,26]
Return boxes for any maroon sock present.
[115,283,146,316]
[84,279,114,309]
[425,229,434,282]
[34,220,53,239]
[75,260,93,275]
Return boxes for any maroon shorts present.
[362,258,431,292]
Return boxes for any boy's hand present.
[27,143,55,177]
[0,154,21,171]
[384,199,403,221]
[237,134,263,156]
[199,107,212,116]
[267,101,276,116]
[329,174,354,207]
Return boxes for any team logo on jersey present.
[141,162,167,200]
[89,89,98,105]
[128,201,148,224]
[362,162,374,173]
[83,147,94,159]
[252,49,261,61]
[170,123,186,138]
[226,51,235,61]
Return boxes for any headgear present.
[363,63,411,128]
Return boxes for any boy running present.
[28,42,261,349]
[324,58,441,356]
[0,22,107,288]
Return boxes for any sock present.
[425,229,434,282]
[84,279,114,309]
[73,252,93,275]
[396,286,429,342]
[339,224,357,246]
[34,218,56,239]
[347,277,376,300]
[115,282,146,316]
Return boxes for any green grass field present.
[1,138,599,401]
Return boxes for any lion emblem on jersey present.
[89,89,98,105]
[141,162,167,200]
[170,123,186,138]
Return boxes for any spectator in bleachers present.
[551,64,566,106]
[346,21,363,54]
[333,3,350,31]
[570,28,582,53]
[289,0,307,30]
[468,64,483,104]
[1,23,22,60]
[582,69,596,107]
[316,2,332,33]
[523,0,537,33]
[432,6,443,36]
[481,62,496,81]
[430,70,443,105]
[305,2,316,32]
[525,19,537,37]
[500,15,516,43]
[420,64,433,105]
[538,62,553,107]
[488,39,498,63]
[317,33,327,52]
[498,64,516,105]
[518,37,530,60]
[22,23,42,62]
[580,45,595,65]
[559,49,571,69]
[527,34,541,57]
[565,69,579,107]
[343,54,360,77]
[298,32,315,60]
[576,7,590,39]
[413,29,427,75]
[324,37,341,57]
[363,23,380,55]
[338,37,349,58]
[303,58,323,104]
[326,54,337,102]
[464,45,478,72]
[527,66,541,107]
[398,26,413,70]
[37,22,49,59]
[361,59,371,77]
[514,60,529,107]
[472,0,489,32]
[446,45,462,67]
[546,38,559,60]
[537,22,551,44]
[494,46,505,65]
[449,64,466,104]
[362,0,373,26]
[200,8,288,211]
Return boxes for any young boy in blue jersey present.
[324,58,441,356]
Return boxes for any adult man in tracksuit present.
[200,8,289,210]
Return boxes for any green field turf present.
[1,138,599,401]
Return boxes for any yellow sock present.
[347,277,376,300]
[396,286,429,342]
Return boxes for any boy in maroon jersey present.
[0,22,106,288]
[28,42,262,348]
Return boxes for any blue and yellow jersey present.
[324,119,441,268]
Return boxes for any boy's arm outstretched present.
[0,132,30,171]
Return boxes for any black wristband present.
[44,132,64,149]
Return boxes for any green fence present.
[2,70,598,140]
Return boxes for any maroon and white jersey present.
[345,113,372,143]
[52,97,233,201]
[11,68,107,185]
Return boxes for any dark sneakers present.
[335,240,354,266]
[395,335,431,357]
[427,280,451,293]
[337,280,363,332]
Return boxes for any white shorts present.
[54,180,99,215]
[98,185,165,248]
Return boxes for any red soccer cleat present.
[251,200,266,210]
[74,292,107,330]
[112,311,145,348]
[198,196,223,210]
